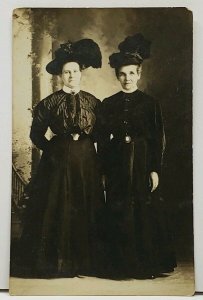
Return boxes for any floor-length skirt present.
[104,138,177,279]
[12,135,105,278]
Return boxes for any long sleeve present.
[30,100,50,151]
[90,98,102,142]
[148,101,166,174]
[97,99,111,176]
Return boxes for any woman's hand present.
[149,171,159,192]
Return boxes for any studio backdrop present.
[11,7,193,296]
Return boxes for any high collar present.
[121,89,139,97]
[62,85,80,95]
[121,86,138,94]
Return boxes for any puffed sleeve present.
[30,100,50,151]
[147,101,166,175]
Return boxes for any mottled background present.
[13,8,193,261]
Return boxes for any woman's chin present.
[66,84,80,89]
[123,86,135,92]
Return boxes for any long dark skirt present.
[12,135,105,278]
[104,138,177,279]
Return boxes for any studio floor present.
[10,261,194,296]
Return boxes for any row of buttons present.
[123,97,131,143]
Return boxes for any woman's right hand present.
[149,171,159,192]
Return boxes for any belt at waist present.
[53,132,94,142]
[111,134,135,144]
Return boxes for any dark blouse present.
[100,89,166,174]
[30,89,101,150]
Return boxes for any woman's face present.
[117,65,141,92]
[61,62,82,89]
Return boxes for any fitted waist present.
[111,133,137,144]
[51,132,94,142]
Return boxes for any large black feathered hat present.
[109,33,151,69]
[46,39,102,75]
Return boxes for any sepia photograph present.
[10,7,193,295]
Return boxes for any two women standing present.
[13,34,176,279]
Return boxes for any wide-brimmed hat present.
[46,39,102,75]
[109,33,151,69]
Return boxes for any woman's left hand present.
[149,171,159,192]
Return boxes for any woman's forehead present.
[119,65,139,72]
[62,61,80,71]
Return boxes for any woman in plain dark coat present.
[100,34,176,279]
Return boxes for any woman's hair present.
[115,64,142,78]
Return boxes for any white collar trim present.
[62,85,80,94]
